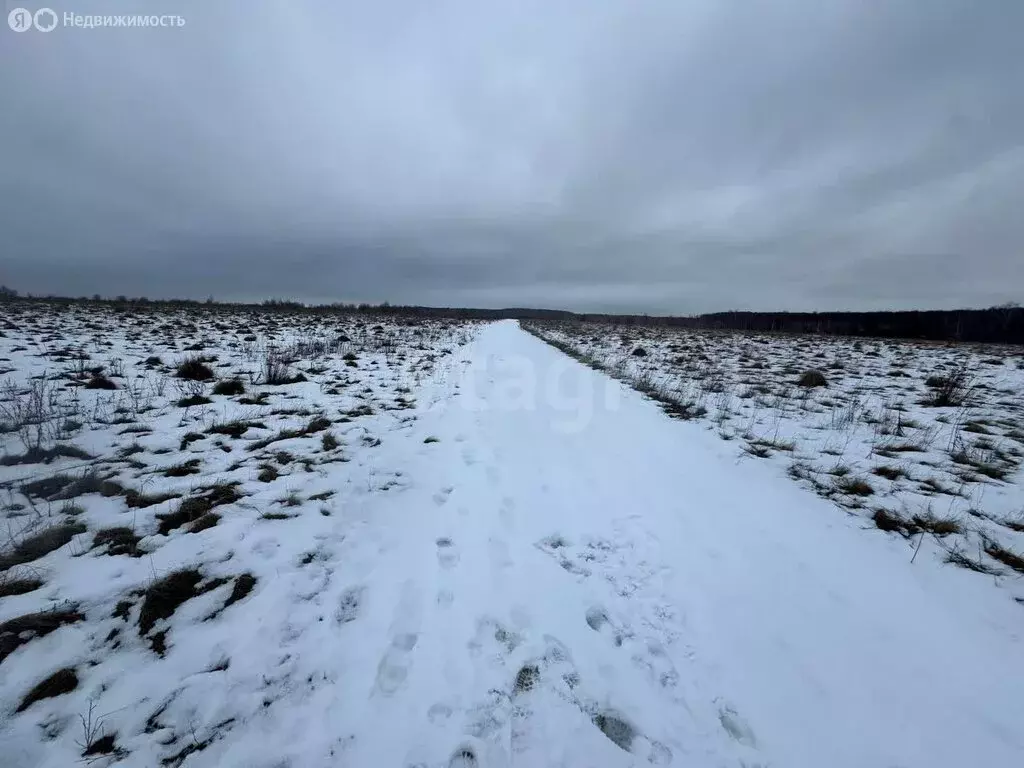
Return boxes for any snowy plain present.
[1,304,1022,768]
[529,320,1024,596]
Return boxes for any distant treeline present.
[0,289,576,322]
[1,287,1020,344]
[570,307,1024,345]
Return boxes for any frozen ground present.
[1,307,1022,767]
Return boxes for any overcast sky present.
[2,1,1021,313]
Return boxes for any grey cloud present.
[2,0,1021,312]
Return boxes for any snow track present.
[4,320,1022,767]
[299,321,1022,768]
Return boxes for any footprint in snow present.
[427,702,453,724]
[448,746,478,767]
[537,533,570,551]
[584,605,626,647]
[585,606,681,691]
[436,537,460,569]
[593,711,636,752]
[718,705,757,747]
[593,711,674,765]
[433,487,454,506]
[535,534,591,577]
[633,637,681,691]
[510,634,582,703]
[468,616,522,660]
[558,556,590,578]
[488,538,512,574]
[335,586,364,624]
[498,497,516,529]
[374,580,422,696]
[514,635,673,764]
[375,632,419,695]
[585,606,608,631]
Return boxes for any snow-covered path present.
[188,321,1024,766]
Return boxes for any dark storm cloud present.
[2,0,1022,312]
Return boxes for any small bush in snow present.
[797,369,827,388]
[212,378,245,396]
[83,373,117,390]
[872,508,909,535]
[835,476,874,496]
[175,356,214,381]
[923,366,973,407]
[262,350,294,384]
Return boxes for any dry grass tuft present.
[138,568,203,638]
[0,522,87,569]
[156,483,241,535]
[984,541,1024,573]
[797,369,828,388]
[835,476,874,496]
[17,667,79,712]
[212,378,245,396]
[92,527,142,557]
[0,607,85,664]
[176,356,214,381]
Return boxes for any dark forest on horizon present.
[1,286,1020,345]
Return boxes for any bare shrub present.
[261,348,307,385]
[923,365,973,407]
[0,377,78,455]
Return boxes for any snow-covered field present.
[527,320,1024,592]
[2,306,1022,768]
[0,303,476,766]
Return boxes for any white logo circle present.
[8,8,33,31]
[34,7,58,32]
